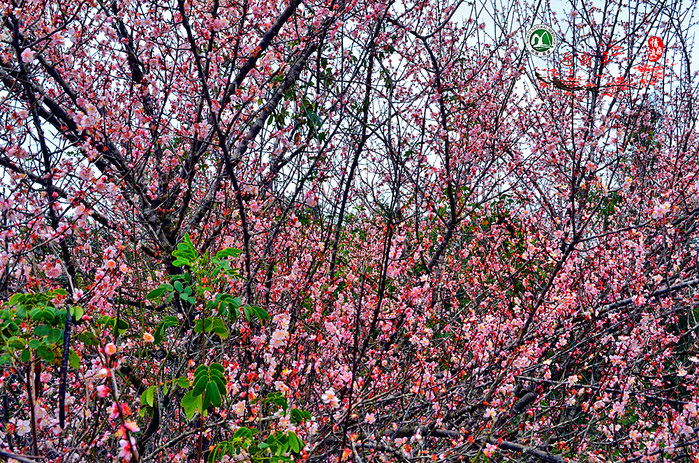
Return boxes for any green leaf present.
[211,318,228,339]
[9,293,25,305]
[70,306,85,320]
[20,348,30,363]
[175,246,195,259]
[194,370,209,383]
[34,324,51,337]
[204,380,221,409]
[208,446,223,463]
[147,285,173,299]
[234,427,253,438]
[30,307,55,324]
[46,328,63,345]
[69,350,80,369]
[172,254,194,267]
[154,325,166,344]
[288,431,303,454]
[216,248,241,259]
[181,390,202,420]
[290,408,311,424]
[210,377,226,396]
[188,364,228,412]
[273,397,287,410]
[253,306,270,322]
[174,281,184,293]
[141,385,156,407]
[98,316,129,336]
[147,385,157,407]
[78,332,100,346]
[174,247,196,261]
[183,233,196,252]
[176,377,191,388]
[162,316,179,327]
[37,345,55,363]
[202,387,211,411]
[193,375,208,396]
[8,336,25,350]
[154,315,179,344]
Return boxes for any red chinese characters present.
[560,48,615,68]
[648,36,663,62]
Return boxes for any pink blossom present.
[109,402,132,420]
[124,420,140,432]
[104,343,117,356]
[269,329,288,349]
[96,385,110,398]
[8,146,28,159]
[118,438,136,461]
[109,403,121,420]
[584,280,598,296]
[321,389,340,408]
[12,418,31,437]
[21,48,35,63]
[211,18,228,31]
[305,192,318,208]
[45,260,62,278]
[483,443,497,458]
[651,201,671,219]
[233,401,246,416]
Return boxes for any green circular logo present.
[526,24,557,57]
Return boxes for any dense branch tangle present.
[1,0,699,462]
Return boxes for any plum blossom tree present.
[1,0,699,461]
